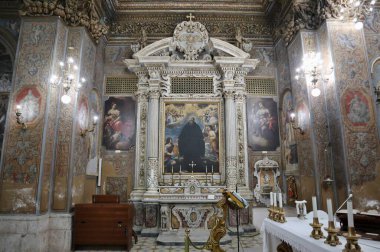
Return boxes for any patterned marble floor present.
[75,232,263,252]
[130,233,263,252]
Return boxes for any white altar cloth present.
[261,217,380,252]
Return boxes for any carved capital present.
[148,89,161,99]
[219,65,237,81]
[223,90,235,99]
[234,91,246,103]
[135,91,149,102]
[135,70,149,85]
[146,65,164,81]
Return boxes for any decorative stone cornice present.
[20,0,108,43]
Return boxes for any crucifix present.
[189,161,196,175]
[186,13,195,21]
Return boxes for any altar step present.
[156,229,232,246]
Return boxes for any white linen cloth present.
[261,217,380,252]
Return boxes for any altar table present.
[261,217,380,252]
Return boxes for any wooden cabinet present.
[73,203,134,250]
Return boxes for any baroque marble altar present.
[124,16,259,239]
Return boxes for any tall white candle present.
[278,193,283,208]
[206,165,208,174]
[296,202,300,215]
[180,165,182,173]
[312,196,318,218]
[347,200,354,227]
[327,198,333,222]
[303,201,307,215]
[273,193,277,207]
[97,158,102,187]
[270,192,273,206]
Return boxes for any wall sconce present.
[295,52,333,97]
[80,115,98,137]
[50,48,85,104]
[289,110,304,135]
[337,0,377,30]
[15,105,27,130]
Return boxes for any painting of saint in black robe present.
[163,102,220,174]
[178,117,205,172]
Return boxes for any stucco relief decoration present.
[20,0,108,42]
[341,88,374,131]
[170,14,210,60]
[14,86,43,125]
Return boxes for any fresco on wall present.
[281,91,298,172]
[341,88,374,131]
[102,97,136,151]
[162,102,220,174]
[14,86,42,124]
[247,97,280,151]
[77,97,88,132]
[0,93,9,158]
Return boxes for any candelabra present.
[294,52,333,98]
[80,115,98,137]
[15,105,27,130]
[50,48,85,104]
[310,217,325,240]
[337,0,377,30]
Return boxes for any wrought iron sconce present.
[80,115,98,137]
[15,105,27,130]
[289,111,304,135]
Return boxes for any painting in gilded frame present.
[247,97,280,151]
[102,97,136,151]
[162,101,221,174]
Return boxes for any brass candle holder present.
[268,206,275,220]
[324,221,341,246]
[309,217,325,239]
[342,227,361,252]
[276,207,286,223]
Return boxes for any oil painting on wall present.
[102,97,136,151]
[281,91,298,173]
[162,101,220,174]
[247,97,280,151]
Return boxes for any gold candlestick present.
[324,221,341,246]
[309,217,325,239]
[342,227,361,252]
[276,207,286,223]
[268,206,274,220]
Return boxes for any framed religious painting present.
[246,97,280,151]
[160,100,223,174]
[102,96,136,151]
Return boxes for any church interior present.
[0,0,379,251]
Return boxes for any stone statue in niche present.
[253,156,281,206]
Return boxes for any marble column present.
[146,90,160,193]
[131,88,149,199]
[224,90,238,190]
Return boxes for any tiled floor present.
[130,232,263,252]
[75,232,263,252]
